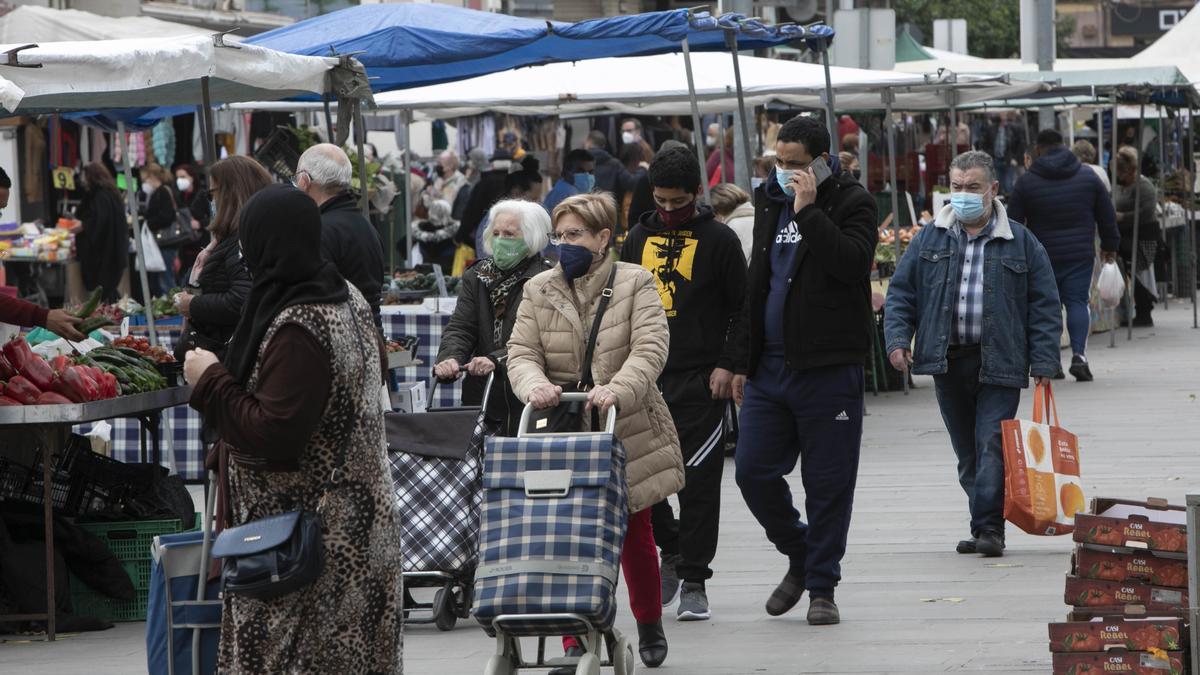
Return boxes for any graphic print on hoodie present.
[620,204,747,372]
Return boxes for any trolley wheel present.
[575,652,601,675]
[483,654,515,675]
[456,583,474,619]
[433,588,458,631]
[612,636,635,675]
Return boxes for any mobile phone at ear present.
[809,156,833,184]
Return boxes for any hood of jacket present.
[1030,146,1082,180]
[588,148,616,165]
[635,201,718,233]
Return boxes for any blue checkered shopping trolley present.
[473,395,636,675]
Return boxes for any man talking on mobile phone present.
[728,115,877,625]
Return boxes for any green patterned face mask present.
[492,236,529,270]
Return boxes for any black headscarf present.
[223,184,349,384]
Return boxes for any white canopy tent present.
[0,34,343,114]
[1132,8,1200,86]
[232,52,1046,117]
[0,5,217,43]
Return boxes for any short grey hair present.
[483,199,551,256]
[949,150,996,183]
[297,143,352,190]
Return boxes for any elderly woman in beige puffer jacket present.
[506,192,684,670]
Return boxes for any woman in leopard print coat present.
[188,184,403,674]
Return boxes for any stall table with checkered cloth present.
[99,306,460,482]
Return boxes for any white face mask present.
[141,182,154,196]
[621,131,636,145]
[176,177,192,192]
[705,135,717,148]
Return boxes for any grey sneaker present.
[676,582,710,621]
[660,554,682,607]
[807,597,840,625]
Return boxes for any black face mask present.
[851,170,862,180]
[434,165,445,178]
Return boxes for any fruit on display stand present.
[112,336,176,364]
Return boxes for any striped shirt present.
[951,217,995,345]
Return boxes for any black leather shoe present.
[765,570,806,616]
[807,597,840,625]
[976,530,1006,557]
[637,620,668,668]
[956,537,977,554]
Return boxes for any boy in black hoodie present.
[620,146,746,622]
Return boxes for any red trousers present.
[564,508,661,649]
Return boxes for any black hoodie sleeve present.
[716,227,747,372]
[794,183,877,285]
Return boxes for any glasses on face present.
[550,228,589,246]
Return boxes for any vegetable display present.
[67,286,116,334]
[0,336,168,406]
[112,336,176,364]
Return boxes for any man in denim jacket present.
[884,151,1062,557]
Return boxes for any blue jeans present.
[735,357,863,596]
[1053,258,1093,356]
[153,247,178,295]
[933,349,1020,538]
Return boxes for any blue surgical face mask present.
[558,243,596,281]
[950,191,988,222]
[775,168,796,197]
[572,173,596,194]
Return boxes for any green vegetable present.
[77,316,115,334]
[75,287,104,318]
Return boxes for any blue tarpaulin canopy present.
[244,5,809,94]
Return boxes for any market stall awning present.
[1132,8,1200,88]
[0,34,360,115]
[231,52,1045,116]
[0,5,217,43]
[243,4,807,94]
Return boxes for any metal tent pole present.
[201,77,217,176]
[354,102,369,218]
[1158,103,1170,309]
[116,121,159,347]
[725,28,755,193]
[1110,97,1120,348]
[1128,97,1146,341]
[884,90,908,394]
[403,109,413,269]
[948,92,959,154]
[681,35,711,203]
[1189,105,1198,329]
[717,113,726,182]
[820,43,837,152]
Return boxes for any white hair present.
[483,199,551,256]
[297,143,352,190]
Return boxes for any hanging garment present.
[152,122,176,169]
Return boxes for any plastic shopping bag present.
[450,242,475,277]
[1002,382,1082,536]
[137,223,167,273]
[1096,261,1124,308]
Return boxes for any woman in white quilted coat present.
[507,192,684,670]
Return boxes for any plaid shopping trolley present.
[386,371,497,631]
[474,395,635,675]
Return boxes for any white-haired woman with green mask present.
[434,199,553,435]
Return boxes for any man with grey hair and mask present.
[295,143,386,326]
[884,150,1061,559]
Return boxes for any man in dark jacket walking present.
[729,115,877,626]
[295,144,386,325]
[585,131,639,204]
[620,146,745,625]
[1007,129,1119,381]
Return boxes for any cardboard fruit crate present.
[1073,546,1188,588]
[1051,649,1185,674]
[1065,576,1187,611]
[1073,498,1188,554]
[1048,617,1184,653]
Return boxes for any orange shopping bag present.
[1001,381,1082,536]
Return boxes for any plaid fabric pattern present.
[100,310,460,482]
[382,310,460,408]
[91,328,208,480]
[473,432,628,637]
[951,219,994,345]
[388,409,494,574]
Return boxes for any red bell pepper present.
[50,354,72,376]
[5,376,41,405]
[19,356,58,393]
[0,395,21,406]
[102,373,119,399]
[0,353,16,380]
[35,391,73,405]
[2,337,33,373]
[67,367,100,402]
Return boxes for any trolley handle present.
[427,366,495,414]
[517,392,617,438]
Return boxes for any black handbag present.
[155,190,200,248]
[527,266,617,434]
[209,304,368,601]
